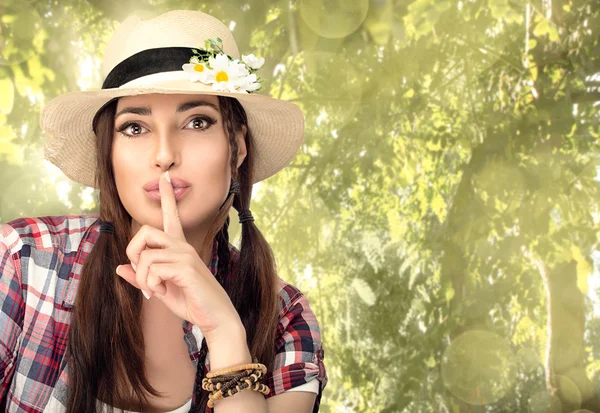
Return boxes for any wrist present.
[204,316,246,346]
[206,321,251,370]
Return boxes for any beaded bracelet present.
[202,368,265,396]
[202,369,251,392]
[202,359,270,408]
[208,381,270,407]
[205,361,267,378]
[205,375,270,407]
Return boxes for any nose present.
[152,130,181,170]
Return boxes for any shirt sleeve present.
[0,224,24,404]
[264,291,328,402]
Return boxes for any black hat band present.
[102,47,209,89]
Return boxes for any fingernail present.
[132,262,137,271]
[165,170,171,184]
[116,265,121,275]
[142,290,151,300]
[155,292,164,299]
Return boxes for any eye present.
[115,116,216,139]
[185,116,216,131]
[116,122,148,138]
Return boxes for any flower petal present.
[211,82,228,91]
[212,53,230,71]
[242,53,265,69]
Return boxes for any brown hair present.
[65,96,279,412]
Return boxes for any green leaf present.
[533,19,550,37]
[361,232,384,273]
[32,27,48,53]
[0,125,22,164]
[1,14,16,24]
[571,246,591,294]
[577,261,591,294]
[408,266,421,290]
[400,245,420,279]
[571,245,583,261]
[489,0,510,19]
[529,62,538,81]
[528,39,537,50]
[351,278,377,306]
[431,193,447,222]
[445,285,455,301]
[533,19,559,42]
[426,140,442,151]
[0,78,15,115]
[387,209,403,243]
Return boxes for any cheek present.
[111,143,146,198]
[199,145,230,174]
[183,143,231,192]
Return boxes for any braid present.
[218,96,240,185]
[189,220,232,413]
[190,338,210,413]
[217,217,232,290]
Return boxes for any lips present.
[145,186,191,202]
[142,176,191,191]
[143,176,192,202]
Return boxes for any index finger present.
[160,170,186,241]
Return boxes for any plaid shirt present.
[0,214,327,412]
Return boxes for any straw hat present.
[39,9,304,189]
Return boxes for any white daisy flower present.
[230,58,250,77]
[242,54,265,70]
[182,46,264,93]
[204,53,247,92]
[182,61,209,83]
[237,73,261,93]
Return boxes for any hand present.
[115,171,241,338]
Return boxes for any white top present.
[97,398,192,413]
[95,380,319,412]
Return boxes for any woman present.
[0,10,327,413]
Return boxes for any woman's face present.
[111,93,246,241]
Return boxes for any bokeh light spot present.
[527,389,562,413]
[441,330,518,405]
[299,0,369,39]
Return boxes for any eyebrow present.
[115,100,219,119]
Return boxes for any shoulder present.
[275,280,308,317]
[0,213,101,308]
[273,279,322,348]
[1,213,101,254]
[265,278,328,399]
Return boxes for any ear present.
[235,125,248,169]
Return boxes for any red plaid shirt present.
[0,214,327,412]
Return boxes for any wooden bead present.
[205,362,270,407]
